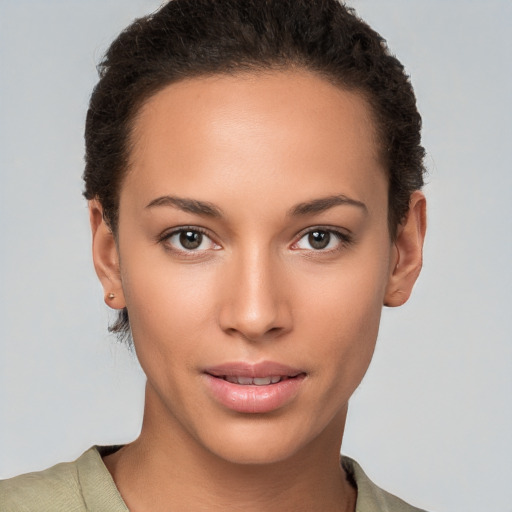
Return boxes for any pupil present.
[309,231,330,249]
[180,230,202,249]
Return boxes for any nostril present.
[217,281,293,341]
[223,324,286,343]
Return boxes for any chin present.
[207,436,303,466]
[195,414,328,466]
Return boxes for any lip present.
[203,361,306,414]
[205,361,303,378]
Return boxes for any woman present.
[1,0,428,510]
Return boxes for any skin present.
[90,70,426,512]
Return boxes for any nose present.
[218,246,292,342]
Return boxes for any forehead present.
[123,70,387,217]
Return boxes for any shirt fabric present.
[1,447,428,511]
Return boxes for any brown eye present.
[179,230,203,249]
[308,230,330,249]
[164,228,220,253]
[293,228,350,252]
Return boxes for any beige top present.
[0,447,428,511]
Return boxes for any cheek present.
[293,249,390,384]
[120,249,221,374]
[302,278,382,372]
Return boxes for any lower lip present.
[203,374,306,414]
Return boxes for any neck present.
[104,386,356,512]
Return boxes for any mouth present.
[219,375,297,385]
[203,361,306,414]
[204,361,305,385]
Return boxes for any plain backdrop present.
[1,1,511,511]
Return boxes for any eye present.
[293,229,350,251]
[163,228,220,252]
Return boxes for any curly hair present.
[83,0,426,338]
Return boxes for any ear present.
[384,191,427,307]
[89,199,126,309]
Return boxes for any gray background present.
[1,1,510,511]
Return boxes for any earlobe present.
[89,199,126,309]
[384,191,427,307]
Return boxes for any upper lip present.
[204,361,304,378]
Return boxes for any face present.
[92,70,420,465]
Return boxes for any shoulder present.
[0,447,128,512]
[342,456,430,512]
[0,456,85,512]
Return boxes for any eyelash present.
[292,227,353,254]
[157,226,353,256]
[158,226,220,257]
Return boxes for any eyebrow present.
[145,193,367,218]
[288,195,367,216]
[145,195,223,217]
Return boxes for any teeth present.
[223,376,283,385]
[253,377,272,385]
